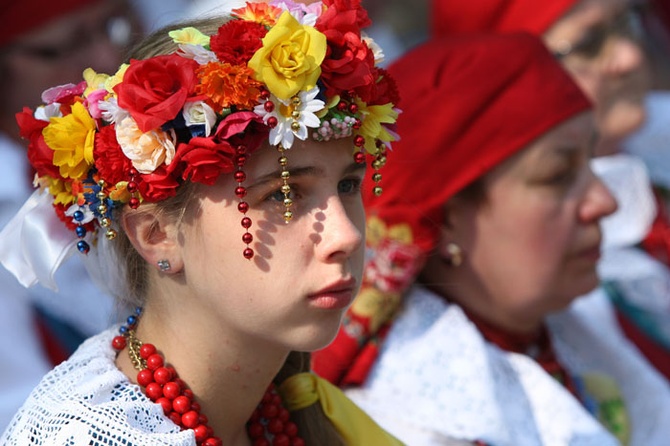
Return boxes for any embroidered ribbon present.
[0,189,76,291]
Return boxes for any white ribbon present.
[0,190,77,291]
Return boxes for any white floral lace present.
[345,286,670,446]
[0,328,196,445]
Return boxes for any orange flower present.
[196,62,262,111]
[231,2,281,27]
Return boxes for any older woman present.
[313,33,670,445]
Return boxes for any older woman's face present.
[446,113,617,331]
[544,0,649,156]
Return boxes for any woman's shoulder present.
[0,328,192,445]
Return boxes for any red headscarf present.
[431,0,579,37]
[0,0,100,47]
[312,33,592,386]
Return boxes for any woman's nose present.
[315,197,364,262]
[580,169,619,223]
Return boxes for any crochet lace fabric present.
[0,328,195,445]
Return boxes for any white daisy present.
[65,203,95,225]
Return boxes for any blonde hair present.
[110,17,345,445]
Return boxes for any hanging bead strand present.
[277,145,293,223]
[235,144,254,260]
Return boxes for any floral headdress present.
[13,0,400,270]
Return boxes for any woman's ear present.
[438,201,464,267]
[121,208,184,274]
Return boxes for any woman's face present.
[544,0,650,155]
[178,138,366,352]
[446,113,617,331]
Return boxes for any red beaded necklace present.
[111,310,305,446]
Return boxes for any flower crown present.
[16,0,400,259]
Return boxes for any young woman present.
[313,33,670,445]
[0,1,402,445]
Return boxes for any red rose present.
[210,20,267,65]
[16,107,60,179]
[321,0,371,29]
[94,124,134,186]
[316,8,375,96]
[214,111,268,153]
[114,54,200,133]
[173,137,236,186]
[137,165,181,202]
[355,67,401,106]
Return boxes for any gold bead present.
[281,184,291,194]
[292,96,301,106]
[98,204,107,214]
[379,156,387,166]
[372,173,382,182]
[372,160,382,169]
[96,191,106,200]
[106,229,118,240]
[278,156,288,166]
[373,186,383,196]
[291,111,301,119]
[100,217,111,228]
[281,171,291,180]
[291,121,301,131]
[284,198,293,207]
[283,210,293,221]
[97,180,105,188]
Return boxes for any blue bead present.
[127,315,137,326]
[73,210,84,222]
[119,326,127,334]
[75,226,87,238]
[77,240,90,254]
[135,307,143,316]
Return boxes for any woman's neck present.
[115,300,290,445]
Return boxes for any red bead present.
[273,434,290,446]
[179,382,190,396]
[253,438,270,446]
[145,382,163,401]
[198,414,208,425]
[163,381,181,400]
[284,421,298,437]
[264,101,275,113]
[139,344,156,360]
[173,395,192,414]
[261,403,279,419]
[260,89,270,100]
[128,168,139,177]
[154,367,172,385]
[354,151,366,164]
[238,201,249,213]
[235,186,247,198]
[249,408,261,422]
[241,217,252,229]
[191,401,201,412]
[348,103,359,114]
[352,119,362,129]
[236,154,248,166]
[127,181,138,193]
[261,390,273,403]
[137,369,154,387]
[169,412,181,426]
[243,248,254,259]
[247,421,264,439]
[234,171,246,182]
[129,197,140,209]
[267,116,278,129]
[204,437,223,446]
[278,408,290,423]
[291,438,305,446]
[194,424,209,442]
[111,336,126,351]
[156,397,172,415]
[336,100,348,111]
[353,135,365,147]
[146,353,164,371]
[181,410,199,428]
[236,145,248,155]
[267,418,283,434]
[242,233,253,244]
[271,394,281,406]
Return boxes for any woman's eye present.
[267,189,292,203]
[338,178,362,195]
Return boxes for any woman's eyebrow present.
[246,166,325,192]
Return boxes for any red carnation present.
[137,165,181,202]
[321,0,371,29]
[94,125,134,186]
[356,68,401,106]
[54,202,96,233]
[316,8,375,96]
[114,54,200,133]
[210,20,267,65]
[173,137,236,186]
[16,107,60,179]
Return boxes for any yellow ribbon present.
[279,373,405,445]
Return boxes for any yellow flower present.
[44,177,76,206]
[83,68,111,97]
[169,27,210,46]
[354,101,399,154]
[43,102,96,180]
[232,2,282,27]
[248,11,326,101]
[366,216,413,248]
[105,64,128,92]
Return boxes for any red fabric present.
[313,33,592,386]
[641,188,670,266]
[0,0,99,47]
[615,306,670,381]
[431,0,578,37]
[34,312,70,367]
